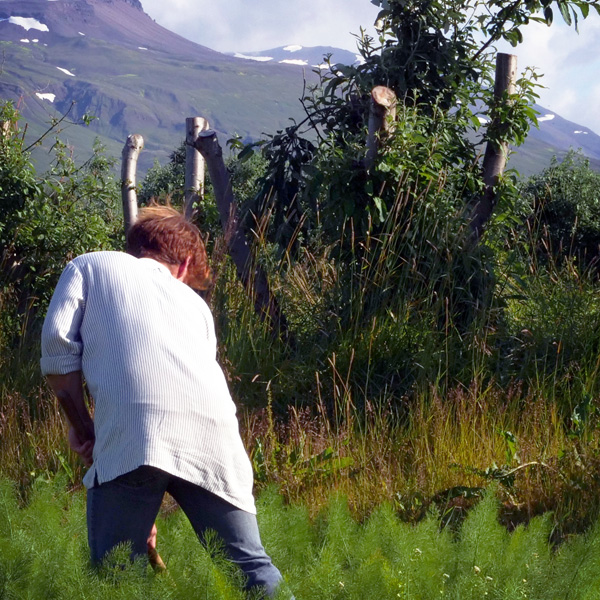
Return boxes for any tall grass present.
[3,476,600,599]
[241,379,600,537]
[3,169,600,536]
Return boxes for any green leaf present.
[373,196,386,223]
[237,145,255,163]
[558,1,573,25]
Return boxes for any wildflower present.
[473,565,481,574]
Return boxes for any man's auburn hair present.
[126,205,211,290]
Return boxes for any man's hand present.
[147,523,166,571]
[147,523,157,552]
[68,426,94,467]
[46,371,95,464]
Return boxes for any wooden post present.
[121,134,144,233]
[184,117,209,220]
[365,85,397,171]
[469,53,518,240]
[193,129,290,342]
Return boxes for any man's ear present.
[175,256,192,283]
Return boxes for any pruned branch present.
[121,134,144,233]
[193,129,291,343]
[469,53,517,241]
[365,85,397,172]
[184,117,209,220]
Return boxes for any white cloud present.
[496,18,600,134]
[141,0,379,53]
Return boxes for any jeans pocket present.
[113,465,162,489]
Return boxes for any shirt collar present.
[139,257,172,276]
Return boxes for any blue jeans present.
[87,466,285,597]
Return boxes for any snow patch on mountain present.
[280,59,308,66]
[235,53,273,62]
[36,93,56,102]
[232,45,360,69]
[56,66,75,77]
[8,16,49,32]
[538,114,555,123]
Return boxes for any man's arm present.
[46,371,95,466]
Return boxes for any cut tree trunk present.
[121,134,144,233]
[184,117,209,220]
[469,53,518,241]
[193,129,290,342]
[365,85,397,171]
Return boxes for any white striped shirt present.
[41,251,256,514]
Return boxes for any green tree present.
[246,0,597,250]
[0,102,121,373]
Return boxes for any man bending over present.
[41,205,286,597]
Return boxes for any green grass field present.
[2,476,600,600]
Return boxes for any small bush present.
[521,150,600,271]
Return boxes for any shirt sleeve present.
[40,261,87,375]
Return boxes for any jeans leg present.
[167,478,284,597]
[87,466,168,565]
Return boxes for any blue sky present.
[142,0,380,53]
[140,1,600,134]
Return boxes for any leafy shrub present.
[0,103,122,385]
[521,150,600,271]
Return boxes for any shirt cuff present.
[40,355,82,376]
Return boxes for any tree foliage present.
[0,102,122,363]
[521,149,600,270]
[242,0,598,251]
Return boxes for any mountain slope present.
[0,0,599,177]
[513,106,600,175]
[0,0,311,171]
